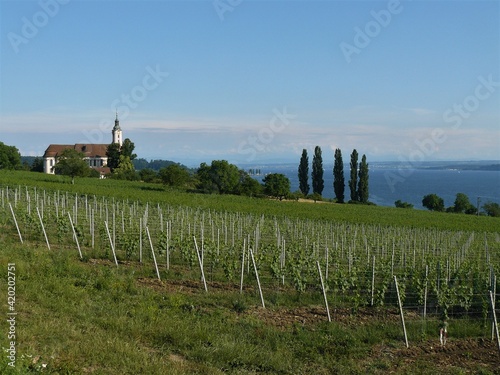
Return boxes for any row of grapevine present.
[1,185,498,325]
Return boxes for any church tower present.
[112,112,123,146]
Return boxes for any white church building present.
[43,115,123,175]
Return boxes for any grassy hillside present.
[0,170,499,374]
[1,240,498,374]
[0,170,498,232]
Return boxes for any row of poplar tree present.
[298,147,369,204]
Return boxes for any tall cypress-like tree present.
[357,154,369,203]
[348,149,358,202]
[333,148,345,203]
[298,149,309,196]
[312,146,324,196]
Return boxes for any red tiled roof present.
[43,145,73,158]
[43,144,109,158]
[74,144,109,158]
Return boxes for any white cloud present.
[2,107,498,162]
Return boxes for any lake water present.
[246,163,500,210]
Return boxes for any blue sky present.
[1,0,499,166]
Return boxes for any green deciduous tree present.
[54,148,89,184]
[311,146,324,196]
[139,168,159,183]
[238,175,263,197]
[196,160,241,194]
[452,193,475,214]
[30,157,44,172]
[333,148,345,203]
[263,173,290,200]
[159,164,191,187]
[422,194,445,212]
[349,149,358,202]
[121,138,137,161]
[357,154,369,203]
[111,155,138,180]
[483,202,500,217]
[0,142,21,170]
[298,149,309,196]
[395,200,414,209]
[107,138,137,179]
[106,143,121,171]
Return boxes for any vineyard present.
[1,182,499,342]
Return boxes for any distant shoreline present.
[419,164,500,172]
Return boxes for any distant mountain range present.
[21,156,193,172]
[21,156,500,173]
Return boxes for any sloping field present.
[0,171,499,374]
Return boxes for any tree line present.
[298,147,370,204]
[408,193,499,217]
[2,139,499,217]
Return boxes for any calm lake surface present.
[247,163,500,209]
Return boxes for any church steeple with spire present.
[112,111,123,146]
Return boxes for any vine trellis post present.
[104,221,118,267]
[37,207,50,250]
[193,236,208,292]
[147,227,161,281]
[489,291,500,353]
[317,261,331,322]
[8,203,23,244]
[394,275,409,348]
[68,212,83,260]
[249,247,265,308]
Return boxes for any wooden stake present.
[424,265,429,319]
[249,248,265,308]
[139,218,143,263]
[166,221,170,270]
[492,274,497,341]
[37,207,50,250]
[68,213,83,260]
[394,275,409,348]
[193,236,208,292]
[317,261,331,322]
[104,221,118,266]
[91,209,95,249]
[240,239,246,294]
[490,290,500,353]
[371,255,375,306]
[146,227,161,280]
[8,203,23,244]
[281,239,286,286]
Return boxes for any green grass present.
[0,239,498,374]
[0,170,498,374]
[0,170,498,232]
[0,242,360,374]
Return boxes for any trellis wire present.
[0,185,498,328]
